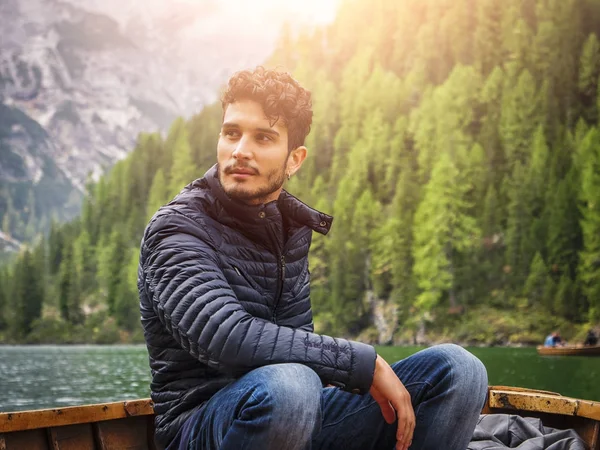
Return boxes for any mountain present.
[0,0,338,254]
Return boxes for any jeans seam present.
[322,381,432,430]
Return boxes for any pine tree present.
[554,273,576,319]
[504,162,532,289]
[146,169,169,221]
[473,0,502,74]
[389,169,420,309]
[58,245,82,324]
[97,230,126,316]
[578,131,600,322]
[547,169,581,279]
[114,247,140,331]
[499,69,540,167]
[523,252,549,308]
[168,119,198,197]
[47,220,64,276]
[479,66,506,184]
[412,154,479,313]
[13,249,44,337]
[578,34,600,123]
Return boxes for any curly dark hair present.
[221,67,313,151]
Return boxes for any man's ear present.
[287,146,307,177]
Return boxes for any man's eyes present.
[223,130,273,142]
[256,133,273,142]
[223,129,240,138]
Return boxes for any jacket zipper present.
[271,227,311,322]
[272,255,285,322]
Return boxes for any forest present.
[1,0,600,346]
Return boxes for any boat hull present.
[0,387,599,449]
[537,345,600,356]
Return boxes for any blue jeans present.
[166,344,488,450]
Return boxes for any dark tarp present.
[468,414,587,450]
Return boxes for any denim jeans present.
[166,344,488,450]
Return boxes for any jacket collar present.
[204,164,333,235]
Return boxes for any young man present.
[138,67,488,450]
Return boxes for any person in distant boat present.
[138,66,488,450]
[544,333,555,347]
[553,331,565,347]
[584,329,598,346]
[544,331,565,347]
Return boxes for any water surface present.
[1,345,599,412]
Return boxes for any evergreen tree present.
[412,154,479,312]
[97,230,126,316]
[114,247,141,331]
[58,245,82,324]
[578,34,600,123]
[578,131,600,322]
[146,169,169,221]
[523,252,549,308]
[554,273,576,320]
[13,249,44,337]
[499,69,540,167]
[547,169,581,279]
[168,119,198,197]
[473,0,502,74]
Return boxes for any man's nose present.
[232,136,253,159]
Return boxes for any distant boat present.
[1,386,600,449]
[537,345,600,356]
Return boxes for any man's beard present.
[219,160,287,205]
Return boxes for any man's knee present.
[429,344,488,401]
[246,363,322,418]
[396,344,488,402]
[245,364,322,441]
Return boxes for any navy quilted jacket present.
[138,165,377,449]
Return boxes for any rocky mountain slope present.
[0,0,337,254]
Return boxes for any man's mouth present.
[227,166,257,176]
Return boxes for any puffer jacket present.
[138,164,377,449]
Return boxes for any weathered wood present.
[0,428,49,450]
[49,423,95,450]
[95,416,150,450]
[485,386,600,450]
[0,399,154,433]
[488,387,600,421]
[1,388,599,449]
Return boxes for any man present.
[138,67,488,450]
[544,332,556,347]
[584,329,598,346]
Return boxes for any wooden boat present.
[1,386,599,449]
[537,344,600,356]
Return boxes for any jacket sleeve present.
[140,211,377,394]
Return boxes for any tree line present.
[1,0,600,345]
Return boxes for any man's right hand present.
[369,354,415,450]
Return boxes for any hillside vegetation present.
[2,0,600,345]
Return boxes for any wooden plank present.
[49,423,95,450]
[146,416,158,450]
[488,388,600,421]
[0,428,49,450]
[94,416,149,450]
[0,399,154,433]
[576,420,600,450]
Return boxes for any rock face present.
[0,0,337,252]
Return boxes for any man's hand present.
[369,354,415,450]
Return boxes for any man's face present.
[217,99,290,205]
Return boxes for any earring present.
[286,172,291,180]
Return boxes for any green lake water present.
[0,345,599,412]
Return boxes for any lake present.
[0,345,599,413]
